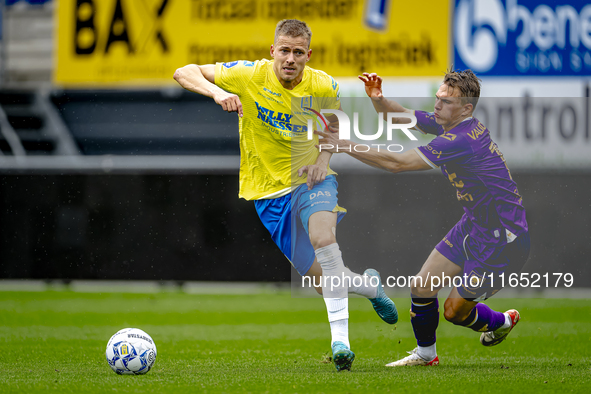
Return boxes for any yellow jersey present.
[214,59,340,201]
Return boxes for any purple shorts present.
[435,216,530,301]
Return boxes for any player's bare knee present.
[443,306,469,324]
[443,307,460,323]
[310,234,336,250]
[410,280,433,299]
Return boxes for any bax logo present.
[305,109,417,152]
[454,0,591,75]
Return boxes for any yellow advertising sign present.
[54,0,449,86]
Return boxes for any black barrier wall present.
[0,175,285,281]
[0,173,589,286]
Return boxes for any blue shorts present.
[254,175,347,276]
[436,216,531,301]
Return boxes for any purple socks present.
[457,303,506,332]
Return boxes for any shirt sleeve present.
[415,134,472,168]
[318,75,340,111]
[413,110,443,136]
[214,60,257,95]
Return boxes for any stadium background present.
[0,0,589,288]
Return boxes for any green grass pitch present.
[0,290,590,393]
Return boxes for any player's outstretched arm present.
[297,112,339,189]
[358,72,412,123]
[173,64,243,117]
[315,129,431,174]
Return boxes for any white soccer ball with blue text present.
[105,328,157,375]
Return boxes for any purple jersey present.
[414,110,528,246]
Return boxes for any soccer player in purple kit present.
[315,70,530,366]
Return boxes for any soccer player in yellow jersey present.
[174,19,397,371]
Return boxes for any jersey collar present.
[269,61,309,93]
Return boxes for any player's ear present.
[270,45,275,59]
[463,102,473,117]
[307,48,312,62]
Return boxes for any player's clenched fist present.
[213,91,243,117]
[358,72,383,99]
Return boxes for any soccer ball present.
[105,328,157,375]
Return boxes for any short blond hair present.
[274,19,312,47]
